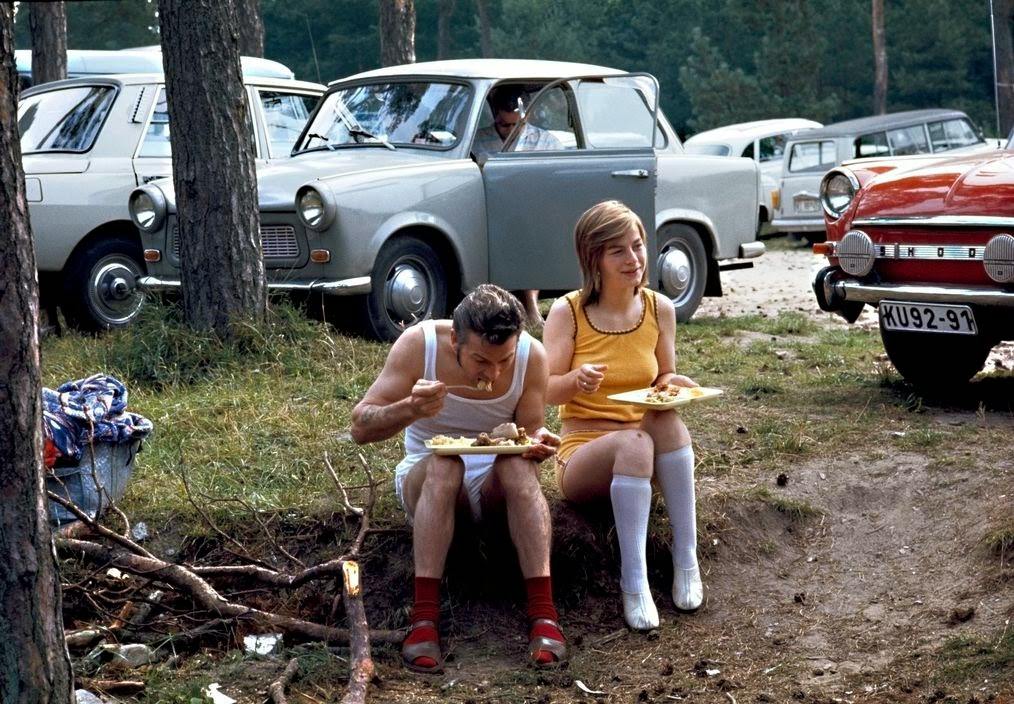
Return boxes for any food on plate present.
[645,383,706,404]
[476,380,493,392]
[429,424,531,448]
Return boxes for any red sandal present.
[401,620,443,674]
[528,617,568,667]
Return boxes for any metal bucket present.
[46,440,140,524]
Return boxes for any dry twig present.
[267,657,300,704]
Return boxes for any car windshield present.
[296,81,472,152]
[18,85,116,153]
[685,142,731,156]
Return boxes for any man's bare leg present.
[482,456,566,665]
[399,455,465,672]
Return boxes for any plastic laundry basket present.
[46,439,140,524]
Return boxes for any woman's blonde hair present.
[574,200,648,306]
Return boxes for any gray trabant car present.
[132,59,765,340]
[19,72,323,330]
[773,109,991,238]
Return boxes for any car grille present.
[171,224,299,260]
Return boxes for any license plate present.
[879,301,977,335]
[795,197,819,214]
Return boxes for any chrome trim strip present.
[138,275,372,295]
[739,241,766,259]
[872,243,991,261]
[834,280,1014,306]
[853,215,1014,228]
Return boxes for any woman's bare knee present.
[612,429,654,478]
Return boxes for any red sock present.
[404,577,441,669]
[526,576,564,664]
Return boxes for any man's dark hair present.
[489,87,525,115]
[452,284,525,345]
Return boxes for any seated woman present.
[543,200,703,630]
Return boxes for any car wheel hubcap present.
[90,258,144,326]
[658,246,693,301]
[386,259,430,326]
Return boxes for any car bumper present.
[138,275,372,295]
[771,216,824,232]
[813,266,1014,316]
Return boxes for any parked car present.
[812,143,1014,387]
[19,72,324,330]
[684,118,822,230]
[774,109,992,239]
[15,48,296,90]
[131,59,765,341]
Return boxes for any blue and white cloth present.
[43,374,153,465]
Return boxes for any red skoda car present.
[812,138,1014,387]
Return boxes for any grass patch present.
[934,628,1014,686]
[983,521,1014,563]
[742,486,821,522]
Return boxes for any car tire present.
[61,235,146,332]
[657,224,707,323]
[880,326,992,389]
[362,236,448,342]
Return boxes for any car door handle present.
[611,169,650,179]
[142,175,169,183]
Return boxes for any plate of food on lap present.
[426,422,536,455]
[607,382,724,410]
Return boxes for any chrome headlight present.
[820,169,860,219]
[296,184,335,232]
[128,186,166,232]
[837,229,876,276]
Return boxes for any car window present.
[928,118,981,152]
[138,88,170,157]
[855,131,890,158]
[479,84,576,153]
[685,143,731,156]
[742,142,755,159]
[887,124,929,156]
[575,78,656,150]
[758,134,788,162]
[18,85,116,153]
[298,81,472,151]
[789,140,837,172]
[260,90,319,158]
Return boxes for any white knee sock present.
[654,445,698,570]
[609,474,652,594]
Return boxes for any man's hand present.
[522,427,560,462]
[409,379,447,419]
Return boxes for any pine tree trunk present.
[476,0,492,58]
[379,0,416,66]
[235,0,265,58]
[28,1,67,86]
[872,0,887,115]
[158,0,266,336]
[994,0,1014,136]
[437,0,456,60]
[0,6,74,702]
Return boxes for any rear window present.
[685,143,730,156]
[18,85,116,153]
[886,124,930,156]
[928,119,981,152]
[788,140,836,172]
[855,131,890,158]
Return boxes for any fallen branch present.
[56,538,404,645]
[47,491,156,560]
[79,679,146,695]
[267,657,300,704]
[340,561,373,704]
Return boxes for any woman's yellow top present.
[560,288,660,423]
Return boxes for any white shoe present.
[672,563,703,612]
[622,590,659,630]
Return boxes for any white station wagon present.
[132,59,765,340]
[19,72,323,330]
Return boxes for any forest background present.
[11,0,1007,140]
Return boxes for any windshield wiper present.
[304,132,336,151]
[348,127,396,151]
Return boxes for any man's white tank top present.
[403,321,532,456]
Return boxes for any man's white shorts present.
[393,452,496,522]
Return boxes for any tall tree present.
[158,0,266,336]
[476,0,492,57]
[437,0,455,59]
[236,0,266,57]
[993,0,1014,135]
[379,0,415,66]
[28,1,66,85]
[0,4,74,702]
[872,0,888,114]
